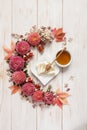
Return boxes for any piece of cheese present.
[36,62,55,75]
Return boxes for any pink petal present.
[3,46,12,53]
[4,53,12,60]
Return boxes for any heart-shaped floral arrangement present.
[4,26,69,108]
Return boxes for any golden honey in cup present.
[56,50,71,65]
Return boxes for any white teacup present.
[55,50,72,68]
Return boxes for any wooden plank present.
[11,0,37,130]
[0,0,12,130]
[37,0,63,130]
[63,0,87,130]
[1,0,87,130]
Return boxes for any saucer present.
[30,57,60,86]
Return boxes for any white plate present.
[30,57,60,86]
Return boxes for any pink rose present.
[9,56,24,71]
[44,92,54,105]
[32,90,43,102]
[12,71,26,85]
[22,83,35,96]
[28,32,41,46]
[16,41,30,55]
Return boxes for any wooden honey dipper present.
[46,49,65,71]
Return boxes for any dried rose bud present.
[37,44,44,52]
[35,84,41,89]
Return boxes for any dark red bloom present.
[43,92,54,105]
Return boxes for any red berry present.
[26,77,33,82]
[37,44,44,52]
[35,84,41,89]
[23,56,28,61]
[27,52,34,58]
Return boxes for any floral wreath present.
[4,26,70,108]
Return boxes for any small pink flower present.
[28,32,41,46]
[12,71,26,85]
[22,83,35,96]
[44,92,54,105]
[9,56,25,71]
[32,90,43,102]
[16,41,30,55]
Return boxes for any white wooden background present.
[0,0,87,130]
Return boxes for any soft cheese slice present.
[37,63,46,75]
[47,67,55,75]
[36,62,55,75]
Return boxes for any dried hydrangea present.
[38,26,54,43]
[29,26,54,43]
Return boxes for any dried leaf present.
[56,28,63,36]
[4,53,12,60]
[56,99,63,108]
[59,98,68,105]
[56,88,61,93]
[57,92,69,98]
[52,28,65,42]
[9,85,21,95]
[11,41,15,51]
[56,88,69,98]
[53,97,63,108]
[3,41,15,60]
[55,88,69,106]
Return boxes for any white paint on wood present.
[11,0,37,130]
[63,0,87,130]
[0,0,87,130]
[37,0,63,130]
